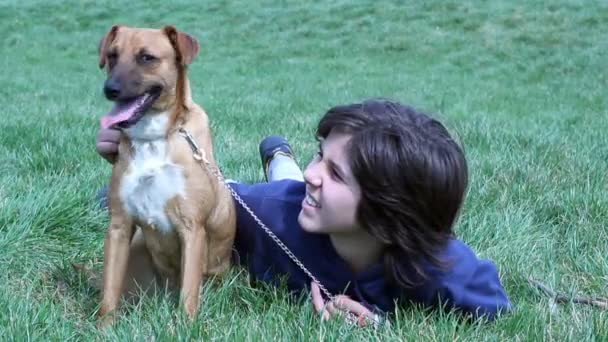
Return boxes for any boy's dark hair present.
[316,98,468,288]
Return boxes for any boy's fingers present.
[311,282,324,313]
[334,295,374,318]
[96,128,121,163]
[96,142,117,154]
[97,128,122,143]
[326,301,339,315]
[311,282,330,320]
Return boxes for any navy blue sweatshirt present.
[230,180,512,320]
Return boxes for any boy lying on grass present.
[96,98,512,325]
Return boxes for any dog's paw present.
[97,308,117,329]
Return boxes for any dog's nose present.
[104,79,121,100]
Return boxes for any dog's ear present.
[98,25,121,69]
[163,26,200,66]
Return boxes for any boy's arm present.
[405,240,512,321]
[228,180,306,263]
[226,182,259,264]
[435,240,512,320]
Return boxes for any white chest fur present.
[120,112,185,233]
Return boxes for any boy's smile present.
[303,193,321,209]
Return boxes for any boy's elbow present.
[470,295,513,321]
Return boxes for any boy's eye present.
[330,167,343,182]
[331,169,342,181]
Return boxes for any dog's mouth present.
[100,86,162,129]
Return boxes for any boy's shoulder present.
[428,238,499,283]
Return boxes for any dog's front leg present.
[99,216,134,327]
[180,226,207,319]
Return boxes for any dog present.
[96,25,236,326]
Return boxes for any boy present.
[96,98,511,324]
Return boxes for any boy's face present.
[298,130,361,234]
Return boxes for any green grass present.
[1,0,607,340]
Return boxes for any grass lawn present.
[1,0,607,340]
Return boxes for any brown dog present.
[96,25,236,325]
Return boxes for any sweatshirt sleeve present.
[404,240,512,321]
[439,240,512,320]
[227,181,265,264]
[227,180,306,267]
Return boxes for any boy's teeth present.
[306,194,320,208]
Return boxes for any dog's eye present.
[106,52,118,68]
[107,52,118,61]
[138,53,157,64]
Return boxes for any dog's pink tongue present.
[100,95,147,129]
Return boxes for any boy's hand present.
[311,281,380,327]
[96,128,121,164]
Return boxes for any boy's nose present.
[303,164,322,188]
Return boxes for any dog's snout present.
[104,78,121,100]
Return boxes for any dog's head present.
[98,25,200,129]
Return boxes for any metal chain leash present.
[178,127,381,327]
[178,128,335,300]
